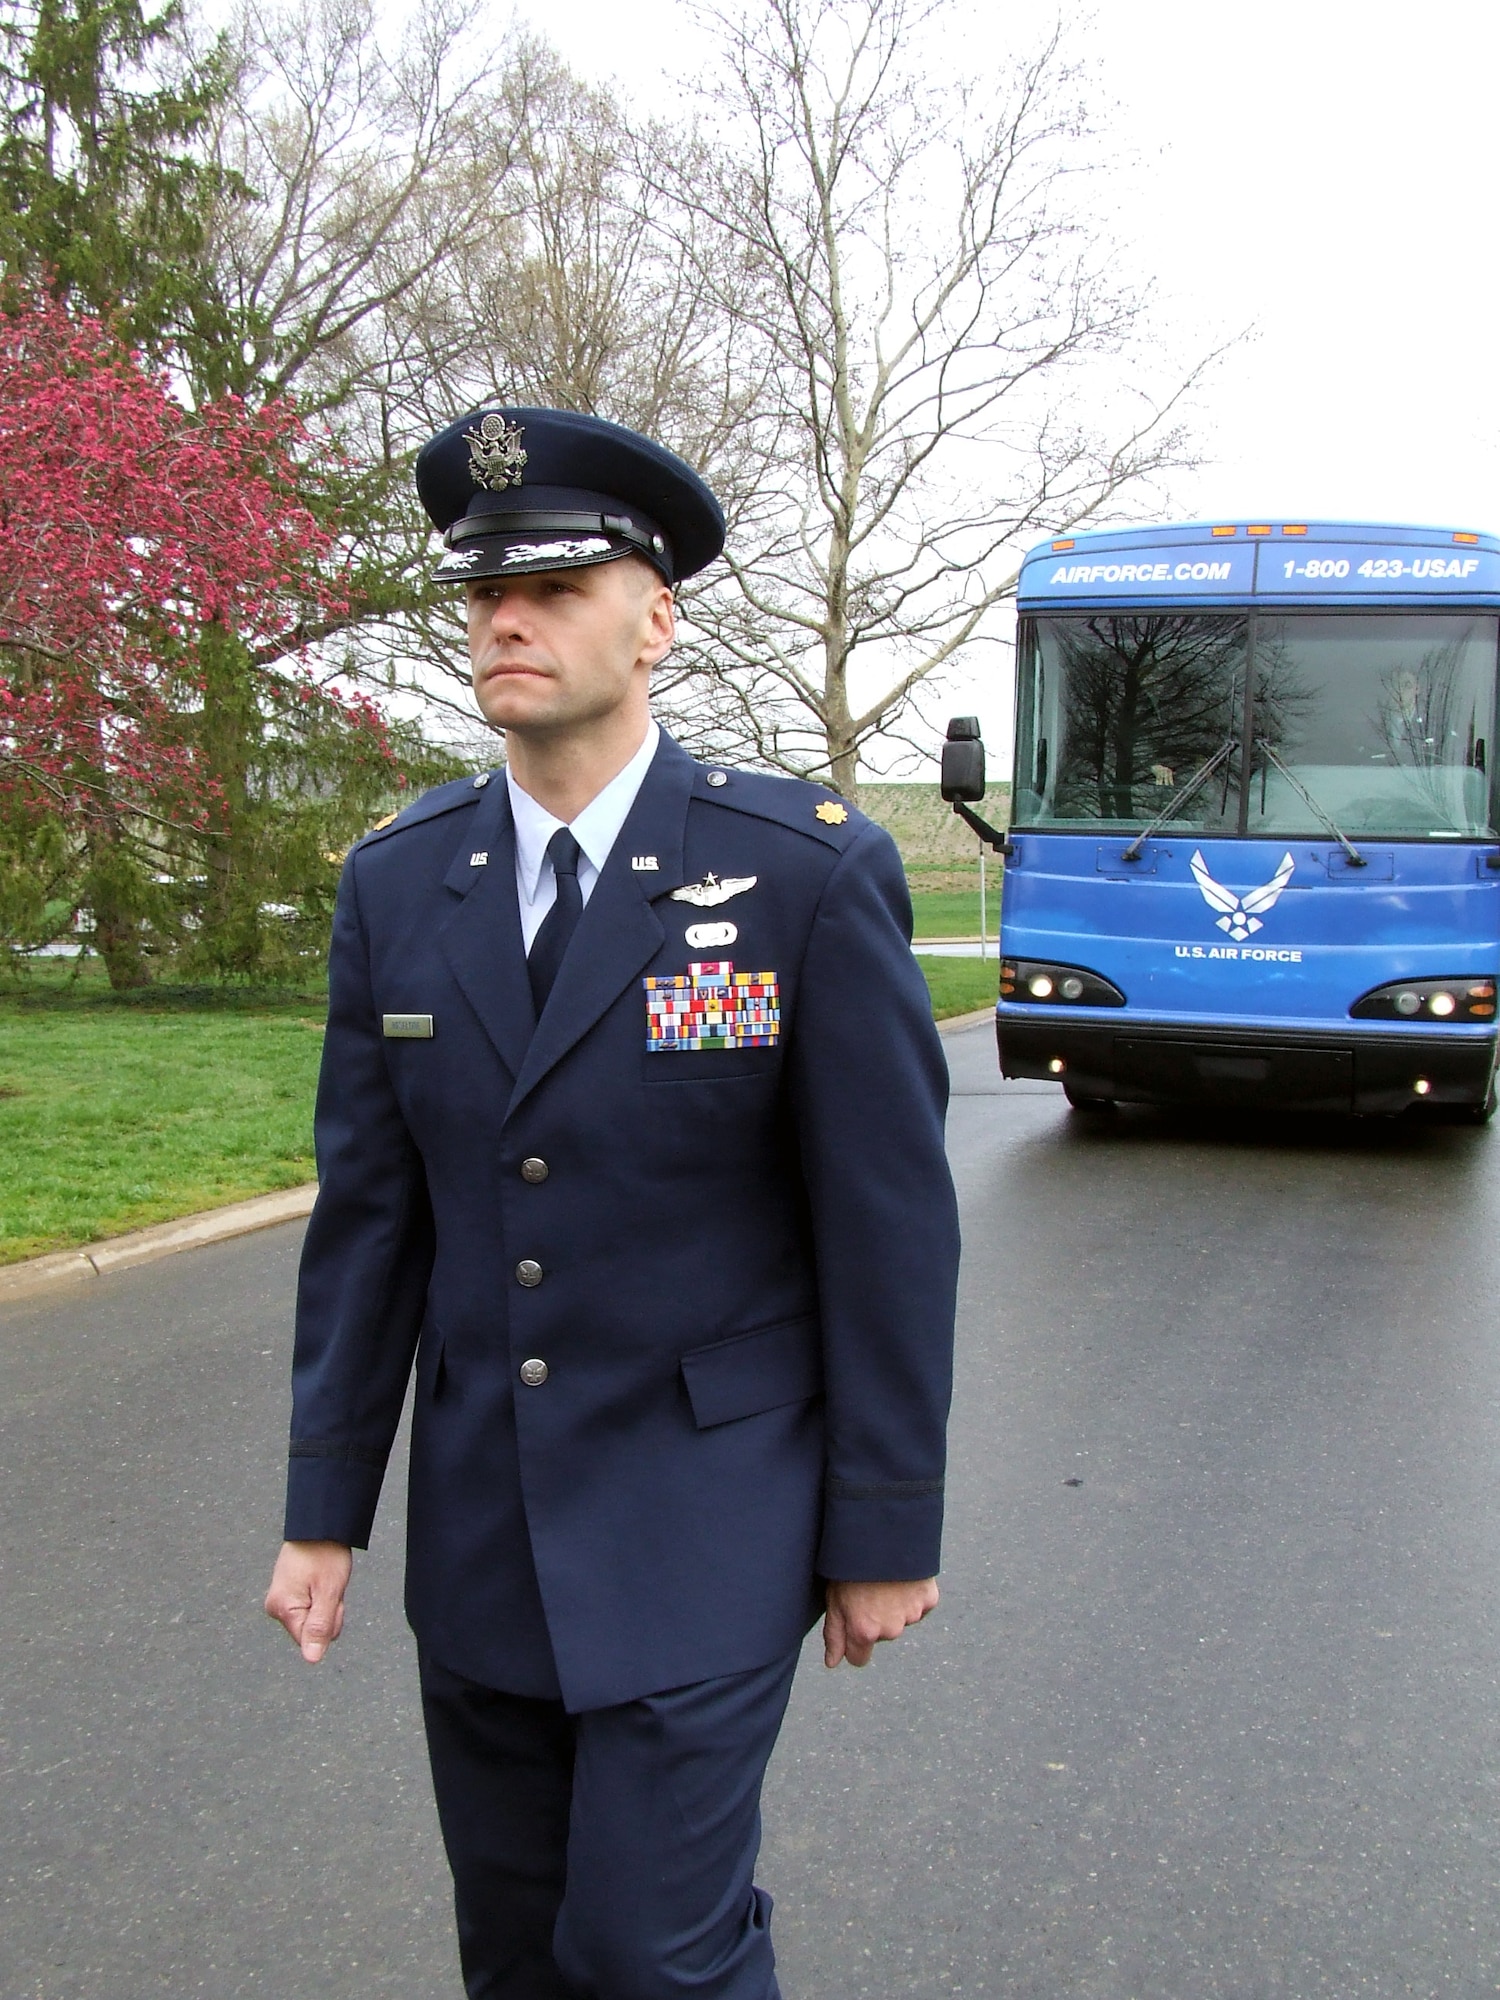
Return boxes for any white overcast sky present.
[496,0,1500,771]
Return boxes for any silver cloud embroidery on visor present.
[500,537,613,565]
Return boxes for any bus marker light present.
[1454,532,1480,545]
[1211,525,1236,537]
[1051,539,1075,552]
[1248,524,1272,536]
[1354,978,1495,1023]
[1281,524,1307,535]
[1047,1058,1066,1075]
[1413,1079,1432,1095]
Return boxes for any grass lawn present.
[0,970,326,1264]
[908,887,1001,940]
[915,955,998,1021]
[0,952,994,1264]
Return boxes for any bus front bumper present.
[997,1014,1498,1115]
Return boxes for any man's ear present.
[639,581,676,668]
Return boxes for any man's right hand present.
[265,1540,353,1662]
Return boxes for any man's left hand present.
[823,1577,939,1668]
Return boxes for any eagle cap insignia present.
[815,800,848,825]
[465,411,527,490]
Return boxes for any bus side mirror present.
[941,716,986,802]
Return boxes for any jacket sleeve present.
[787,821,960,1581]
[283,852,434,1547]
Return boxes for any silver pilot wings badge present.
[1190,850,1295,943]
[670,873,757,908]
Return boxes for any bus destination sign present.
[1025,539,1500,603]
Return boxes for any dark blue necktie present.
[528,827,584,1013]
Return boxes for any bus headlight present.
[1000,959,1126,1007]
[1351,978,1496,1023]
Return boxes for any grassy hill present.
[858,780,1010,871]
[858,781,1010,937]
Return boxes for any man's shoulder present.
[354,772,495,852]
[686,761,875,856]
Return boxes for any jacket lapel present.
[506,733,697,1119]
[437,779,536,1085]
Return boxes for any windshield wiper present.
[1120,740,1237,862]
[1254,740,1365,867]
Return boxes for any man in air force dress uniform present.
[265,406,960,2000]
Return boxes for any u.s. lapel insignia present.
[632,855,660,872]
[670,872,757,908]
[814,800,848,825]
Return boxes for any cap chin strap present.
[448,508,670,574]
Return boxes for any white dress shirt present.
[506,720,661,952]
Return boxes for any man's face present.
[465,558,674,738]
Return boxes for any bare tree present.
[372,57,772,735]
[191,0,765,745]
[650,0,1220,798]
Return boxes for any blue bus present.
[948,520,1500,1119]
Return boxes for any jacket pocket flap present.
[680,1316,822,1429]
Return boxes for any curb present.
[1,1007,995,1308]
[0,1183,319,1306]
[937,1005,996,1034]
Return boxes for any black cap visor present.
[431,503,674,587]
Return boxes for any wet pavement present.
[5,1021,1500,1997]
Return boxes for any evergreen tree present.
[0,0,233,350]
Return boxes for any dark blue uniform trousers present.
[419,1648,801,2000]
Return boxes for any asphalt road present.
[6,1021,1500,1999]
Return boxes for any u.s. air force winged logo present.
[670,873,757,908]
[1190,850,1295,943]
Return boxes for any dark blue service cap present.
[415,405,726,587]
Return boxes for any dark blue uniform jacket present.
[285,731,959,1710]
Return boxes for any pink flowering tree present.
[0,291,407,985]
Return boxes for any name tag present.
[383,1013,434,1039]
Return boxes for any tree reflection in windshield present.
[1246,617,1498,837]
[1026,614,1245,827]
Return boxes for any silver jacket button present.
[519,1357,549,1387]
[516,1259,543,1287]
[520,1157,549,1184]
[706,769,728,787]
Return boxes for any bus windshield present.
[1015,611,1500,839]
